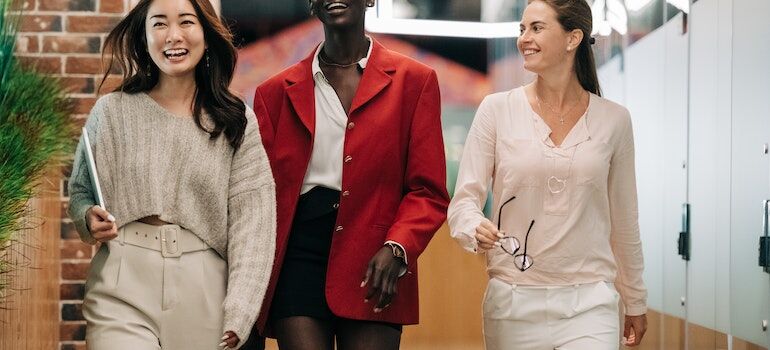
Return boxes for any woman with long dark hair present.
[67,0,276,348]
[448,0,647,348]
[249,0,449,349]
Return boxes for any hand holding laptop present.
[81,127,117,242]
[86,205,117,242]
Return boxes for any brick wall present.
[12,0,130,348]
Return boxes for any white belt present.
[119,221,209,258]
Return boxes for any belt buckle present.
[160,226,182,258]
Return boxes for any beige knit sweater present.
[67,92,276,347]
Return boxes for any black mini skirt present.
[268,186,402,333]
[269,186,340,322]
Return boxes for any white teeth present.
[164,49,188,57]
[326,2,347,10]
[524,49,538,56]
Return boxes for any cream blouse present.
[448,86,647,316]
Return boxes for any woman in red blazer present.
[248,0,448,349]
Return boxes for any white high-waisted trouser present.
[483,278,621,350]
[83,222,226,350]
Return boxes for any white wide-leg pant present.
[483,278,621,350]
[83,222,226,350]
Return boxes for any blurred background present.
[2,0,769,349]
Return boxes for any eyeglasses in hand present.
[497,196,536,271]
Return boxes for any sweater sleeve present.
[67,97,107,245]
[608,110,647,316]
[221,107,277,348]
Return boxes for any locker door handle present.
[679,203,690,261]
[759,200,770,273]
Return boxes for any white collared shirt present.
[448,87,647,315]
[301,38,409,266]
[301,37,373,195]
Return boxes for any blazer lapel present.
[285,51,317,134]
[349,40,395,115]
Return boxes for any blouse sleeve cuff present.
[624,304,648,316]
[451,217,482,254]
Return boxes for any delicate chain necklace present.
[318,51,362,68]
[535,90,585,125]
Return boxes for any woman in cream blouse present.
[448,0,647,349]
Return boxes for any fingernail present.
[221,335,229,340]
[496,233,504,238]
[374,308,382,313]
[493,242,502,246]
[107,214,115,222]
[218,342,227,347]
[360,281,366,287]
[364,299,369,303]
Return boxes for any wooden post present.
[0,171,62,349]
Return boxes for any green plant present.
[0,0,76,299]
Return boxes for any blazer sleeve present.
[253,86,276,156]
[384,70,450,269]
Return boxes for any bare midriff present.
[137,215,170,226]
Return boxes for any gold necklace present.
[318,51,362,68]
[535,91,584,125]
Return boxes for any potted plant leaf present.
[0,0,76,300]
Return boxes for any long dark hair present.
[98,0,246,149]
[529,0,601,96]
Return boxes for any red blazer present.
[252,40,449,331]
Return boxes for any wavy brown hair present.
[528,0,601,96]
[98,0,246,149]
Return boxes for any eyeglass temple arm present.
[497,196,517,231]
[521,220,535,255]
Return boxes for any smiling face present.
[517,0,582,74]
[310,0,371,28]
[145,0,205,80]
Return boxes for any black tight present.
[274,316,401,350]
[335,318,402,350]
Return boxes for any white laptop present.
[81,127,106,210]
